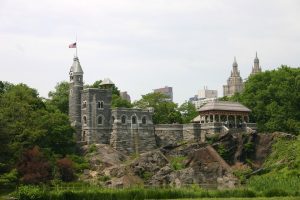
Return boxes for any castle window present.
[83,116,87,125]
[97,116,103,125]
[112,116,115,123]
[142,116,147,124]
[83,101,87,109]
[97,101,104,109]
[121,115,126,124]
[132,116,137,124]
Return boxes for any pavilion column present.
[218,115,221,122]
[234,115,237,128]
[213,114,215,122]
[226,115,229,122]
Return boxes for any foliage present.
[98,175,111,182]
[134,92,182,124]
[247,136,300,195]
[47,82,69,114]
[216,143,230,162]
[141,171,153,181]
[16,184,300,200]
[0,169,18,188]
[178,101,198,123]
[170,156,186,171]
[67,155,90,173]
[17,146,52,184]
[0,82,76,183]
[56,158,76,182]
[88,144,97,153]
[230,66,300,134]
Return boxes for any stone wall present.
[110,123,156,154]
[183,123,201,142]
[154,124,184,147]
[110,108,157,154]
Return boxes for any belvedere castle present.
[69,54,260,154]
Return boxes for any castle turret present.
[69,56,84,138]
[251,52,262,75]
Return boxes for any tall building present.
[153,86,173,102]
[223,57,244,97]
[251,52,262,76]
[198,86,218,99]
[189,87,218,110]
[120,91,131,102]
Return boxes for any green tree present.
[231,66,300,134]
[47,81,69,114]
[178,101,198,123]
[134,92,182,124]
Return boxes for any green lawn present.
[181,198,300,200]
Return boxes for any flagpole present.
[75,34,78,57]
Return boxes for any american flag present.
[69,42,76,48]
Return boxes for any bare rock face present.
[82,144,127,171]
[130,150,169,177]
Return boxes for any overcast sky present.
[0,0,299,104]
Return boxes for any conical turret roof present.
[70,56,83,74]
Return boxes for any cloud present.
[0,0,299,103]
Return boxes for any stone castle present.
[69,54,260,155]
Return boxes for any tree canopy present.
[230,66,300,134]
[0,82,75,177]
[134,92,183,124]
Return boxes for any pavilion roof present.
[198,101,251,112]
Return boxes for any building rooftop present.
[198,101,251,112]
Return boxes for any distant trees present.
[134,92,182,124]
[231,66,300,135]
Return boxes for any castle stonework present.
[68,56,256,154]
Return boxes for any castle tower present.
[251,52,262,75]
[223,57,244,97]
[69,56,84,139]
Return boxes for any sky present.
[0,0,300,104]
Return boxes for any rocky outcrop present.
[82,144,127,170]
[80,132,291,189]
[130,151,169,178]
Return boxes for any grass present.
[12,184,300,200]
[181,198,299,200]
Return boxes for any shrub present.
[17,146,52,184]
[0,169,18,188]
[56,157,76,182]
[170,156,186,171]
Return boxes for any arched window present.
[111,116,115,123]
[142,116,146,124]
[82,101,87,109]
[83,116,87,125]
[132,116,137,124]
[97,101,104,109]
[97,116,103,125]
[121,115,126,124]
